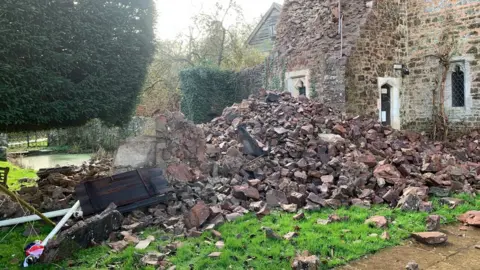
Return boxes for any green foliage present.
[180,67,248,123]
[2,194,478,269]
[310,76,319,99]
[0,161,37,190]
[49,117,152,152]
[0,0,155,132]
[263,54,287,91]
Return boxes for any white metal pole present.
[0,208,81,227]
[42,200,81,247]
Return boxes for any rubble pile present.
[124,92,480,236]
[0,158,112,219]
[196,92,477,211]
[3,92,480,247]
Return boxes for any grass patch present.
[0,194,478,269]
[0,161,37,191]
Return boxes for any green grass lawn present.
[0,161,37,191]
[0,194,478,270]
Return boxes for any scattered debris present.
[108,240,129,252]
[439,197,464,208]
[263,227,282,240]
[284,232,298,240]
[208,252,222,258]
[426,215,441,231]
[135,235,155,250]
[317,219,330,225]
[215,241,225,249]
[121,231,140,244]
[411,232,448,245]
[141,252,165,266]
[365,216,388,228]
[405,261,419,270]
[293,212,305,220]
[40,203,123,263]
[458,211,480,227]
[256,205,270,219]
[381,231,390,240]
[291,250,320,270]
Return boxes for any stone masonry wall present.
[274,0,372,108]
[235,63,265,97]
[346,0,406,116]
[114,111,208,182]
[403,0,480,132]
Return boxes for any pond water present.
[18,154,93,171]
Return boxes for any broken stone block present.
[381,231,390,240]
[266,190,288,207]
[184,201,211,229]
[208,252,222,258]
[405,261,419,270]
[307,193,326,206]
[215,241,225,249]
[458,211,480,227]
[263,227,281,240]
[373,164,403,184]
[419,201,433,213]
[426,215,441,231]
[318,134,345,144]
[291,251,320,270]
[397,193,421,211]
[225,212,243,222]
[365,216,388,228]
[439,197,464,208]
[140,252,165,266]
[135,235,155,250]
[41,203,124,263]
[412,232,448,245]
[281,203,298,213]
[166,163,194,182]
[249,201,265,211]
[293,212,305,220]
[256,205,270,219]
[108,240,129,252]
[288,191,307,207]
[284,231,298,240]
[232,185,260,200]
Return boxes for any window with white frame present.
[444,56,472,113]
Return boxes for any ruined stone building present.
[271,0,480,131]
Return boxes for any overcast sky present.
[155,0,284,40]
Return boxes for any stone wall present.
[345,0,480,133]
[345,0,406,116]
[114,111,208,182]
[274,0,372,108]
[235,64,265,97]
[402,1,480,132]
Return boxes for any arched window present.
[451,65,465,107]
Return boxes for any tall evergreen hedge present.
[0,0,155,132]
[180,67,250,124]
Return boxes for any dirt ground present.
[338,225,480,270]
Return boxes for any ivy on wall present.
[262,54,287,91]
[180,67,250,123]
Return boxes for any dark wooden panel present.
[75,168,171,216]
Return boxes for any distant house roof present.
[246,2,283,45]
